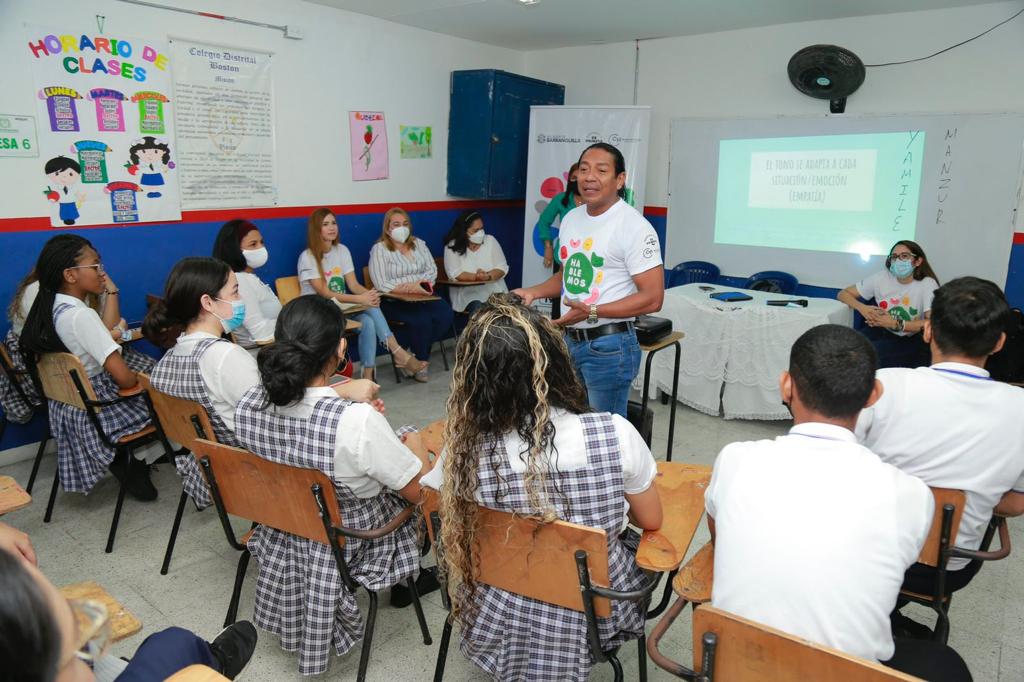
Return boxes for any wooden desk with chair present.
[0,475,31,514]
[34,353,169,553]
[165,665,230,681]
[59,580,142,643]
[191,438,432,682]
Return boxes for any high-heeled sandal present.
[395,348,428,375]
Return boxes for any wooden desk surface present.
[337,303,368,316]
[639,330,685,353]
[165,665,230,681]
[382,292,441,303]
[421,418,446,459]
[636,462,712,572]
[118,328,143,345]
[59,581,141,642]
[436,278,483,287]
[0,475,31,514]
[346,319,362,331]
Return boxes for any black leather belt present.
[565,321,634,342]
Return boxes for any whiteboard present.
[666,113,1024,289]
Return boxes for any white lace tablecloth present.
[638,284,853,420]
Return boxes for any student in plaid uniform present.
[420,294,663,681]
[19,235,161,501]
[143,257,261,508]
[233,295,431,675]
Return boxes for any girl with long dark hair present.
[233,295,430,675]
[441,210,509,315]
[20,234,159,501]
[210,219,280,352]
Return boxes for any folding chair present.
[651,604,924,681]
[0,339,50,494]
[424,490,660,682]
[193,439,432,682]
[900,487,1011,643]
[363,266,453,381]
[137,373,219,575]
[35,353,167,553]
[274,275,301,306]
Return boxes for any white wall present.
[524,1,1024,207]
[0,0,525,219]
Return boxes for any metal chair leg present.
[407,575,433,645]
[608,651,624,682]
[105,451,131,553]
[638,632,648,681]
[647,569,678,619]
[433,615,453,682]
[934,604,951,644]
[357,590,379,682]
[160,490,189,575]
[44,466,59,523]
[390,350,403,384]
[25,433,49,494]
[224,549,251,627]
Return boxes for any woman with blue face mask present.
[212,219,281,354]
[838,240,940,368]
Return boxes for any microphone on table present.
[766,299,809,307]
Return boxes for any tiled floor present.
[2,350,1021,680]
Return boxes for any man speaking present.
[514,142,664,417]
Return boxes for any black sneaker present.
[891,611,933,640]
[125,462,158,502]
[390,567,441,608]
[210,621,257,679]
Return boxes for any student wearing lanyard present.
[705,325,970,680]
[856,276,1024,636]
[513,143,664,418]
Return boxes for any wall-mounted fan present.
[787,45,865,114]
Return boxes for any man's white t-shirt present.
[856,363,1024,570]
[705,423,933,663]
[856,270,938,337]
[53,293,121,377]
[558,199,662,328]
[421,408,657,529]
[270,386,422,498]
[168,331,260,432]
[297,244,356,296]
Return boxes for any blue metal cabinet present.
[447,70,565,199]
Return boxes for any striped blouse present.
[368,238,437,292]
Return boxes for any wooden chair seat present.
[0,475,31,514]
[672,541,714,604]
[165,665,230,681]
[275,276,301,306]
[117,424,157,444]
[900,590,950,604]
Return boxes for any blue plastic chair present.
[668,261,720,288]
[743,270,799,295]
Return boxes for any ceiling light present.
[519,0,540,5]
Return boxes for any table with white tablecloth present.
[639,283,853,420]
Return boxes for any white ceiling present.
[304,0,1002,51]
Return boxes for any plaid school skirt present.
[49,371,153,494]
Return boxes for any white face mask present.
[468,230,486,245]
[242,246,269,269]
[390,226,411,243]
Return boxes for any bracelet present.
[107,290,119,295]
[896,317,905,333]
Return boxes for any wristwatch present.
[588,304,598,324]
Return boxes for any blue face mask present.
[214,298,246,333]
[889,259,915,279]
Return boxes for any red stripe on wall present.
[643,206,667,217]
[1014,232,1024,245]
[0,200,526,234]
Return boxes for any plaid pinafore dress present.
[1,329,37,424]
[234,385,420,676]
[459,412,648,681]
[149,336,241,508]
[48,302,153,493]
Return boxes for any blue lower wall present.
[0,204,527,451]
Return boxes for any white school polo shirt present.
[705,422,933,662]
[558,199,662,328]
[53,293,121,378]
[856,362,1024,570]
[168,332,260,432]
[421,408,657,529]
[270,386,422,499]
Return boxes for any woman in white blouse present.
[442,210,509,315]
[368,208,454,382]
[211,219,281,353]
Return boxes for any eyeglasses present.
[65,599,111,665]
[69,263,106,273]
[890,252,917,261]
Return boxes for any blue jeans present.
[115,627,218,681]
[354,307,394,368]
[566,328,641,418]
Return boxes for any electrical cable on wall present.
[865,6,1023,67]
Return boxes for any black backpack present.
[986,308,1024,383]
